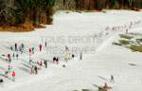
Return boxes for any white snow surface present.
[0,10,142,91]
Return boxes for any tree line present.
[0,0,55,26]
[55,0,142,10]
[0,0,142,31]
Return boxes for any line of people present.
[105,20,141,34]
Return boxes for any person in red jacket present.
[12,71,16,81]
[29,48,32,56]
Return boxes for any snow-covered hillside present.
[0,10,142,91]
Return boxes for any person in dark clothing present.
[38,60,43,68]
[19,47,23,54]
[12,53,15,59]
[56,57,59,64]
[53,57,56,63]
[7,54,11,63]
[126,29,128,34]
[0,79,3,83]
[21,43,24,49]
[45,42,47,47]
[80,52,82,60]
[44,60,48,68]
[65,46,69,51]
[39,44,42,51]
[34,66,38,74]
[32,47,34,54]
[16,54,19,60]
[31,65,34,74]
[0,79,4,86]
[10,46,13,51]
[29,59,32,65]
[15,43,18,51]
[72,54,75,58]
[110,75,114,82]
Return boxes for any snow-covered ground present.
[0,10,142,91]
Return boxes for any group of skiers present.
[30,59,48,75]
[53,57,59,64]
[28,41,54,75]
[10,43,25,52]
[0,40,78,85]
[31,65,38,74]
[105,20,142,35]
[0,43,26,83]
[3,65,16,82]
[29,44,44,57]
[1,53,19,63]
[5,43,25,63]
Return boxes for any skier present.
[80,52,82,60]
[103,83,108,89]
[65,46,69,51]
[39,44,42,52]
[34,66,38,74]
[97,82,111,91]
[0,79,4,85]
[126,29,128,34]
[44,60,48,68]
[16,54,19,60]
[7,54,11,63]
[19,46,23,54]
[12,53,15,59]
[110,75,114,82]
[29,59,32,65]
[12,71,16,81]
[15,43,18,51]
[5,67,9,77]
[72,54,75,58]
[56,57,59,64]
[10,46,13,51]
[0,78,4,87]
[45,41,47,47]
[8,65,12,71]
[32,47,34,54]
[53,57,56,63]
[40,60,43,66]
[31,65,34,74]
[62,64,66,68]
[4,65,11,78]
[29,48,32,56]
[37,60,42,69]
[21,43,24,49]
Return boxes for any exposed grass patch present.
[82,89,91,91]
[119,39,130,45]
[72,89,92,91]
[119,34,133,39]
[136,38,142,42]
[129,45,142,52]
[113,33,142,53]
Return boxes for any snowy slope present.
[0,10,142,91]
